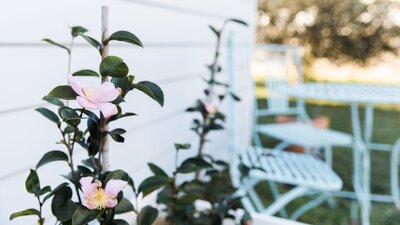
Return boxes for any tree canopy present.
[257,0,400,64]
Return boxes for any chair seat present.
[241,147,343,192]
[257,122,353,147]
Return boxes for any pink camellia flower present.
[204,101,217,114]
[68,76,121,118]
[80,176,127,210]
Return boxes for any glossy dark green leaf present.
[36,150,69,169]
[230,92,241,101]
[43,182,69,202]
[112,219,130,225]
[26,169,41,196]
[109,112,137,122]
[39,186,51,196]
[115,198,135,214]
[174,143,191,151]
[58,107,81,126]
[47,85,77,100]
[78,33,102,52]
[133,81,164,106]
[112,96,125,105]
[9,208,40,220]
[137,206,158,225]
[109,31,143,48]
[177,193,201,204]
[177,158,212,174]
[72,69,99,77]
[42,96,65,107]
[100,56,129,77]
[138,176,168,197]
[72,206,101,225]
[71,26,88,37]
[148,163,168,177]
[35,108,60,125]
[42,38,70,54]
[105,169,132,184]
[51,186,78,222]
[109,128,126,143]
[226,18,248,26]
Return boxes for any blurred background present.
[2,0,400,224]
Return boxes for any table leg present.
[350,103,372,225]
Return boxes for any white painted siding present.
[0,0,256,224]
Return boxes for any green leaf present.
[115,198,135,214]
[10,208,40,220]
[177,193,201,204]
[109,112,137,122]
[100,56,129,77]
[133,81,164,106]
[58,107,81,126]
[42,96,65,107]
[230,92,241,101]
[47,85,78,100]
[72,69,99,77]
[109,31,143,48]
[36,150,69,169]
[226,18,248,26]
[78,33,102,52]
[105,169,132,184]
[71,26,88,37]
[43,182,69,202]
[35,107,60,125]
[174,143,191,151]
[137,206,158,225]
[26,169,41,196]
[72,206,101,225]
[111,76,132,96]
[42,38,70,54]
[208,25,220,36]
[39,186,51,196]
[112,219,130,225]
[148,163,168,177]
[138,176,168,197]
[109,128,126,143]
[51,186,78,222]
[177,158,212,174]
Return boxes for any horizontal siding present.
[0,0,256,224]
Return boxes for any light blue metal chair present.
[253,44,353,161]
[226,40,346,221]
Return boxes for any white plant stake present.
[100,6,110,171]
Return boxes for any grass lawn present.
[255,99,400,225]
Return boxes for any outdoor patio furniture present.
[275,82,400,225]
[226,41,343,222]
[251,44,353,218]
[253,44,353,158]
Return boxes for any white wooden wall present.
[0,0,256,224]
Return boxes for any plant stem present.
[37,197,44,225]
[197,113,209,158]
[99,6,111,172]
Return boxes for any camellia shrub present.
[137,19,248,225]
[10,9,164,225]
[10,8,249,225]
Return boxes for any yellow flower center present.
[85,188,114,210]
[83,87,98,98]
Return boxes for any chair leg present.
[290,194,328,220]
[391,139,400,209]
[324,145,333,168]
[268,181,288,218]
[263,186,310,216]
[350,200,359,224]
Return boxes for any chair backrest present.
[254,44,303,116]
